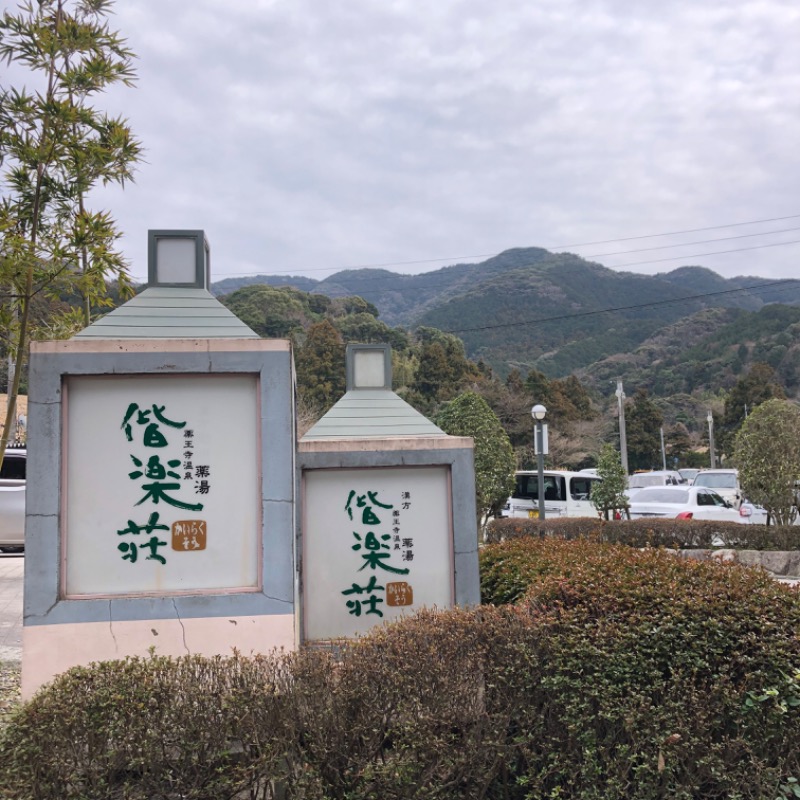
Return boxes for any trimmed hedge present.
[487,514,800,550]
[2,541,799,799]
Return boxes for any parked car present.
[692,469,742,508]
[628,485,758,523]
[500,470,602,519]
[678,468,700,484]
[0,446,25,552]
[626,470,683,499]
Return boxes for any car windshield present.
[633,488,689,504]
[697,490,727,507]
[0,454,25,480]
[694,473,737,489]
[629,474,665,489]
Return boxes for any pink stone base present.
[22,614,295,699]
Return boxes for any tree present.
[0,0,141,463]
[666,422,693,467]
[718,363,786,457]
[591,443,630,520]
[435,391,516,536]
[625,389,664,471]
[411,327,480,405]
[294,320,346,412]
[733,399,800,526]
[413,342,455,401]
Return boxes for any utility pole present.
[660,427,667,470]
[616,380,629,475]
[707,410,716,469]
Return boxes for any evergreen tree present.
[591,443,630,520]
[666,422,693,467]
[435,391,516,535]
[626,389,664,471]
[295,320,346,411]
[718,363,786,456]
[413,342,455,401]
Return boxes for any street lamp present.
[707,410,716,469]
[531,404,547,520]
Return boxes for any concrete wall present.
[297,436,481,642]
[23,339,296,697]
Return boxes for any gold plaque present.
[171,520,207,551]
[386,581,413,607]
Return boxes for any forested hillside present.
[212,247,800,379]
[217,278,800,472]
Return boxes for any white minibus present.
[500,470,602,519]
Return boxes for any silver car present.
[0,447,25,552]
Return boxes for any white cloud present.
[63,0,800,283]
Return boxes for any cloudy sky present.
[82,1,800,284]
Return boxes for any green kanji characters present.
[118,541,138,563]
[128,454,203,511]
[342,486,408,616]
[342,575,385,617]
[358,550,410,575]
[117,512,169,536]
[121,403,187,447]
[140,535,168,564]
[119,536,168,565]
[351,530,391,552]
[135,482,203,511]
[351,522,408,574]
[344,489,394,525]
[128,454,182,481]
[117,514,171,564]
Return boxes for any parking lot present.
[0,554,23,663]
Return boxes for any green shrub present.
[486,515,800,550]
[0,653,292,800]
[478,539,800,798]
[2,542,799,799]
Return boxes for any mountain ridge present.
[211,247,800,381]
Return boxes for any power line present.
[192,235,800,300]
[177,212,800,281]
[442,278,800,335]
[585,226,800,260]
[597,238,800,270]
[552,213,800,249]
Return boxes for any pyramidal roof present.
[301,344,446,440]
[301,389,446,440]
[73,230,258,340]
[73,286,258,339]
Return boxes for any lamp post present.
[531,404,547,520]
[707,410,716,469]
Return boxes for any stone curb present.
[671,549,800,579]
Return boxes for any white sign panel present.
[303,467,453,640]
[65,375,260,596]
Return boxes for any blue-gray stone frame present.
[296,441,480,642]
[24,340,296,628]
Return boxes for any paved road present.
[0,554,23,663]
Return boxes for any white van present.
[692,469,742,509]
[500,470,602,519]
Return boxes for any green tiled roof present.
[73,287,258,339]
[301,390,446,440]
